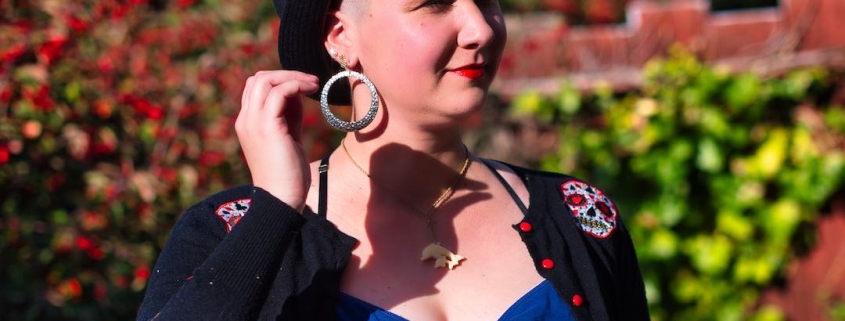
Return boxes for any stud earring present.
[320,53,379,132]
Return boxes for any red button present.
[572,294,583,307]
[541,258,555,269]
[519,221,533,232]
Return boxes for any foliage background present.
[1,0,844,320]
[508,46,845,320]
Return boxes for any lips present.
[451,66,485,80]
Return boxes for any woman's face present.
[345,0,507,126]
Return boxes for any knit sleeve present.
[136,187,307,321]
[610,215,650,320]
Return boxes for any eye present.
[417,0,454,12]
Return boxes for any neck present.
[337,127,470,208]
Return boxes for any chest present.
[334,200,545,320]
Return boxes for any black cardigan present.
[137,164,649,320]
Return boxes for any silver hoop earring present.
[320,70,380,132]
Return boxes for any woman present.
[138,0,650,320]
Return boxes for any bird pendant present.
[420,242,465,270]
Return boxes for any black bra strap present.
[481,159,528,215]
[318,155,329,219]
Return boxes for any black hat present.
[272,0,350,105]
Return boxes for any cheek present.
[374,35,442,100]
[399,31,446,72]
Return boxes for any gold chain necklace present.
[341,139,470,270]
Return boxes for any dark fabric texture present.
[137,165,649,321]
[272,0,350,105]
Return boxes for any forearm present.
[137,187,306,321]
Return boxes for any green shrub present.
[510,45,845,320]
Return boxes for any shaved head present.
[334,0,367,19]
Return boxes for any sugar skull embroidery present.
[560,180,617,238]
[216,198,251,232]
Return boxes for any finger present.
[241,75,256,111]
[263,80,319,142]
[247,71,319,110]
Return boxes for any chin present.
[447,96,487,121]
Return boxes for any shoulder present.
[176,184,256,234]
[491,160,620,239]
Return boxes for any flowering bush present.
[0,1,336,319]
[510,46,845,320]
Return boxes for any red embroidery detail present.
[566,194,586,206]
[560,180,617,238]
[216,198,251,232]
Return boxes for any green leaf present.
[64,81,82,103]
[750,128,788,180]
[686,234,733,275]
[697,138,724,172]
[555,83,581,115]
[649,228,679,259]
[724,73,763,113]
[751,305,786,321]
[716,210,753,241]
[760,199,801,244]
[511,91,553,123]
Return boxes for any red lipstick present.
[452,66,485,79]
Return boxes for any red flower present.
[59,278,83,299]
[1,43,26,64]
[129,96,165,119]
[0,144,9,164]
[198,151,225,166]
[0,86,13,101]
[154,167,178,184]
[94,99,113,118]
[92,142,116,155]
[146,106,164,120]
[134,266,151,280]
[176,0,195,8]
[111,5,130,21]
[12,20,33,33]
[88,247,104,260]
[80,210,108,231]
[22,85,54,111]
[97,55,114,73]
[75,236,94,251]
[36,35,69,65]
[66,15,88,33]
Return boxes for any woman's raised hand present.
[235,71,320,212]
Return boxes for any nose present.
[456,3,499,50]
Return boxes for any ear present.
[324,11,359,69]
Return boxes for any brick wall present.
[493,0,845,97]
